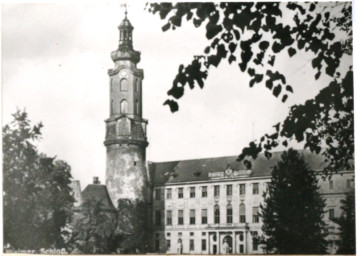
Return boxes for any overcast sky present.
[2,2,352,188]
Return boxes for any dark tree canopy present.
[259,149,327,254]
[3,110,75,250]
[333,190,356,254]
[147,2,353,175]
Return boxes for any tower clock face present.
[119,69,129,78]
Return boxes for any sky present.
[2,2,352,189]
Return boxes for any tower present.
[104,12,149,208]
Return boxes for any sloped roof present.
[81,184,117,211]
[150,150,328,185]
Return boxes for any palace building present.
[71,14,355,254]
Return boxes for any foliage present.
[147,2,351,111]
[259,149,327,254]
[333,190,356,254]
[69,199,120,254]
[3,110,75,250]
[116,199,148,253]
[147,2,353,175]
[238,70,353,175]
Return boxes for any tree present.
[147,2,353,175]
[259,149,327,254]
[3,110,75,250]
[333,190,356,254]
[69,199,121,254]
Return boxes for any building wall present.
[152,171,354,254]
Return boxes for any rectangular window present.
[347,179,352,189]
[329,180,334,190]
[166,240,171,250]
[178,188,184,198]
[202,186,208,197]
[253,183,259,194]
[239,184,246,195]
[190,209,196,225]
[190,187,195,198]
[214,206,220,224]
[329,209,335,220]
[240,215,246,223]
[155,239,160,251]
[155,188,161,200]
[178,210,184,225]
[155,210,161,226]
[214,185,220,197]
[201,209,208,224]
[252,207,259,223]
[202,239,207,251]
[227,207,233,224]
[227,184,233,196]
[166,210,172,225]
[190,239,194,251]
[252,231,258,251]
[239,244,244,253]
[166,188,172,199]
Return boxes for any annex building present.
[71,14,355,255]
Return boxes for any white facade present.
[151,169,354,254]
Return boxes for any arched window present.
[120,79,128,91]
[226,204,233,224]
[239,203,246,223]
[120,100,128,114]
[214,204,220,224]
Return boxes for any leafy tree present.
[3,110,75,250]
[147,2,353,175]
[69,199,120,254]
[333,190,356,254]
[116,199,148,253]
[259,149,327,254]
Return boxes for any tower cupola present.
[118,11,134,50]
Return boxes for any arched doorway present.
[222,235,233,254]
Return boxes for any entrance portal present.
[222,235,232,254]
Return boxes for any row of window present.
[154,205,259,226]
[155,233,259,252]
[328,178,354,190]
[155,183,260,200]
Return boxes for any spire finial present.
[121,3,128,19]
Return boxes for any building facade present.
[149,154,354,255]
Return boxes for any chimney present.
[93,177,100,184]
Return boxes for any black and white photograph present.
[2,1,355,254]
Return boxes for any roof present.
[81,184,117,211]
[149,150,328,185]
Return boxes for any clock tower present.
[104,13,149,208]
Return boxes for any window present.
[202,186,208,197]
[227,204,233,224]
[190,239,194,251]
[166,188,172,199]
[329,180,334,190]
[329,209,335,220]
[120,99,128,114]
[155,210,161,226]
[239,203,246,223]
[253,183,259,194]
[201,209,208,224]
[214,204,220,224]
[155,239,160,251]
[166,210,172,225]
[120,79,128,91]
[155,188,161,200]
[178,188,184,198]
[239,245,244,253]
[347,179,354,189]
[252,207,259,223]
[214,185,220,197]
[202,239,207,251]
[190,209,196,225]
[239,184,246,195]
[190,187,195,198]
[252,231,258,251]
[166,240,171,250]
[135,100,139,115]
[136,80,139,92]
[178,210,184,225]
[227,184,232,196]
